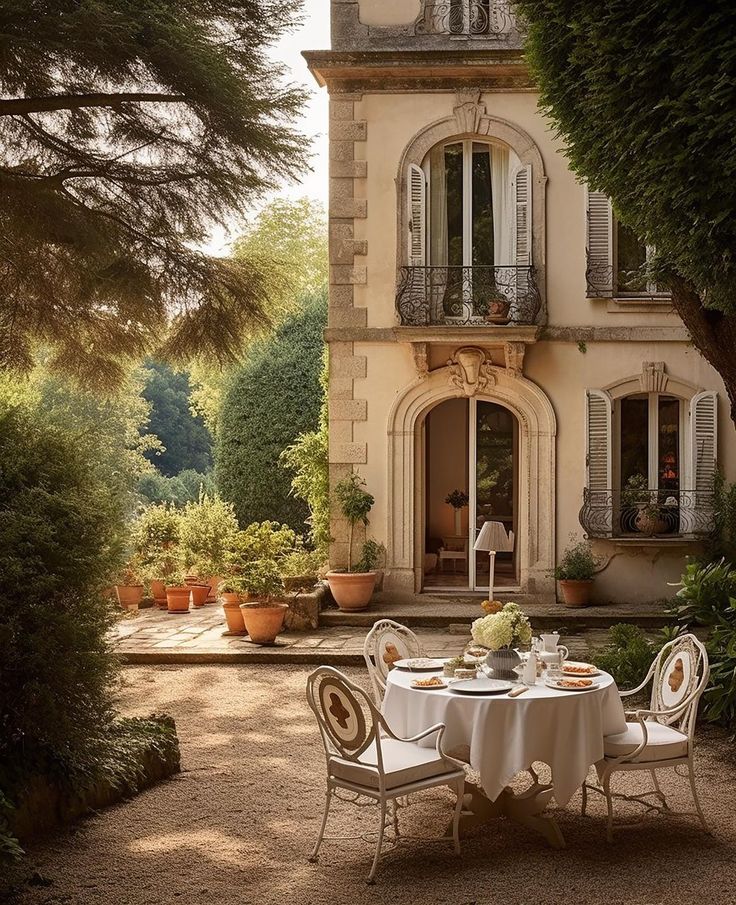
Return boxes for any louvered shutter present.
[585,389,613,535]
[585,188,613,296]
[407,163,426,267]
[511,163,532,300]
[688,391,717,530]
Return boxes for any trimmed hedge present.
[215,290,326,532]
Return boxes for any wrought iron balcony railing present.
[585,263,670,300]
[579,488,715,540]
[396,265,542,327]
[417,0,520,38]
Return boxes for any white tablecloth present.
[382,669,627,807]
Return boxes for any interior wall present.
[426,398,468,545]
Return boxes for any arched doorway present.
[424,398,519,591]
[386,359,557,600]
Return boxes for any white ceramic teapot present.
[535,633,568,666]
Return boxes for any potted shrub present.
[239,560,289,643]
[280,545,324,592]
[130,504,181,608]
[115,564,144,611]
[553,538,599,607]
[622,473,667,535]
[218,578,247,634]
[326,474,377,612]
[178,492,239,592]
[165,572,191,614]
[445,489,469,537]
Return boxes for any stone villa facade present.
[305,0,735,605]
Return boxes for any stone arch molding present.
[386,358,557,599]
[396,90,547,288]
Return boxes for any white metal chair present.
[306,666,465,883]
[363,619,424,705]
[582,633,710,840]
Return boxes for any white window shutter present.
[585,188,613,297]
[512,163,532,267]
[407,163,426,266]
[585,389,613,536]
[690,390,718,491]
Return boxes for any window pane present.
[471,143,494,266]
[475,402,515,589]
[444,144,463,266]
[658,396,680,491]
[616,221,647,293]
[620,396,649,486]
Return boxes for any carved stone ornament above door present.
[640,361,668,393]
[447,347,496,397]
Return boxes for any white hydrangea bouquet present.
[471,602,532,651]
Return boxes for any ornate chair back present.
[648,633,709,738]
[363,619,423,703]
[306,666,383,772]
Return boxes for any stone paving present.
[113,602,610,664]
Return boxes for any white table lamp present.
[473,520,514,600]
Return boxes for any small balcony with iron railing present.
[579,488,715,541]
[396,265,542,327]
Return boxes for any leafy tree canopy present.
[516,0,736,416]
[216,289,327,533]
[0,0,307,386]
[142,360,212,477]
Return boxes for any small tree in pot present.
[327,473,377,612]
[239,559,288,644]
[553,537,599,607]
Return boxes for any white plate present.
[394,658,445,672]
[450,677,513,695]
[561,661,601,678]
[544,677,600,692]
[411,679,448,690]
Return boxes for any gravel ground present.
[4,664,736,905]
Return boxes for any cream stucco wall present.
[326,86,735,605]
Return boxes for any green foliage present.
[355,540,385,574]
[280,546,325,580]
[240,559,284,601]
[553,537,598,581]
[708,472,736,563]
[178,493,240,577]
[334,473,375,572]
[142,361,212,477]
[445,490,469,509]
[231,521,297,565]
[0,0,307,383]
[516,0,736,313]
[0,401,124,809]
[216,291,327,533]
[129,504,181,584]
[591,624,658,691]
[138,469,214,507]
[281,349,330,552]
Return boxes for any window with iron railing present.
[418,0,519,37]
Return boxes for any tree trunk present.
[669,277,736,425]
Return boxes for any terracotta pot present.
[240,601,288,644]
[326,571,377,612]
[559,579,593,608]
[115,585,144,610]
[150,579,167,604]
[485,298,511,324]
[166,586,191,613]
[634,508,668,536]
[206,575,222,602]
[189,584,210,608]
[222,598,246,634]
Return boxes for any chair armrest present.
[619,676,653,698]
[393,722,445,744]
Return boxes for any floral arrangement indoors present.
[471,602,532,651]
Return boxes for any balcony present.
[579,488,715,541]
[417,0,520,38]
[585,263,671,301]
[396,265,542,327]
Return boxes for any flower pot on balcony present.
[484,298,511,325]
[240,601,288,644]
[634,508,668,536]
[326,571,377,612]
[166,587,191,613]
[559,579,593,608]
[115,584,144,611]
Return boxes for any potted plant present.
[130,504,181,608]
[470,602,533,679]
[115,563,144,611]
[326,474,377,612]
[622,473,667,535]
[553,538,599,607]
[178,492,240,594]
[445,489,469,537]
[218,578,247,634]
[280,545,324,593]
[165,572,191,614]
[239,559,289,643]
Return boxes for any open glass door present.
[469,400,518,592]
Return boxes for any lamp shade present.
[473,520,514,553]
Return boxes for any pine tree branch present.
[0,93,186,116]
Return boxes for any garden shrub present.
[591,624,658,690]
[178,493,240,577]
[0,403,125,847]
[138,468,214,506]
[129,503,182,585]
[216,289,326,533]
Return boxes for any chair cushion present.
[603,720,688,763]
[330,738,457,790]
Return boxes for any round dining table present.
[382,666,628,847]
